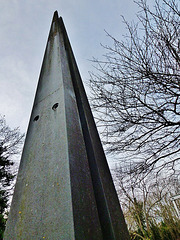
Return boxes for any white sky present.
[0,0,138,132]
[0,0,139,170]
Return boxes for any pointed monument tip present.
[59,16,64,25]
[53,11,59,22]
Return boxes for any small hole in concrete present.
[33,115,39,121]
[52,103,59,110]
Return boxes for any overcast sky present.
[0,0,139,133]
[0,1,141,171]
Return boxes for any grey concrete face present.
[4,12,129,240]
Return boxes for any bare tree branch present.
[89,0,180,176]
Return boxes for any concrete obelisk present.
[4,11,129,239]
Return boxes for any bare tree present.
[90,0,180,176]
[113,166,180,239]
[0,115,24,239]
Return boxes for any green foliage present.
[127,198,180,240]
[149,223,161,240]
[129,219,180,240]
[0,213,6,240]
[0,147,15,239]
[114,167,180,240]
[133,199,146,232]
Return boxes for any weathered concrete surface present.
[4,11,129,240]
